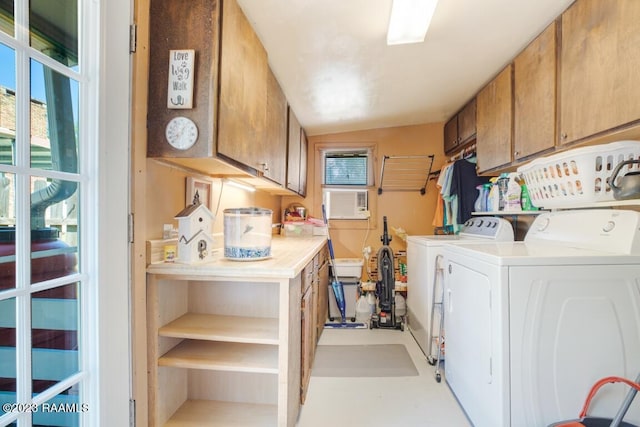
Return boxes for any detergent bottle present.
[487,177,500,212]
[366,291,377,315]
[517,174,538,211]
[504,173,522,211]
[474,184,488,212]
[355,293,371,323]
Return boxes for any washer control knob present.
[602,221,616,233]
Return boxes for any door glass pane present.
[0,0,13,36]
[30,177,78,284]
[32,284,79,401]
[29,0,78,68]
[0,43,16,167]
[34,386,81,426]
[0,172,15,292]
[30,60,79,173]
[0,297,16,411]
[33,387,81,427]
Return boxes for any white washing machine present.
[406,217,514,357]
[442,209,640,427]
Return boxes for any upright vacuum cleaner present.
[370,216,404,330]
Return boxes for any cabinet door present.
[458,98,477,145]
[560,0,640,145]
[444,115,458,154]
[264,68,287,186]
[300,285,313,404]
[316,252,329,340]
[287,108,301,194]
[218,0,268,170]
[514,21,557,160]
[477,65,513,172]
[147,0,220,158]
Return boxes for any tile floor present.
[296,327,471,427]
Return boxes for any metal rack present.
[377,154,435,195]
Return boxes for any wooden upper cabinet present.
[264,68,288,186]
[444,115,458,154]
[443,98,476,155]
[217,0,268,170]
[477,65,513,173]
[147,0,220,158]
[514,21,557,160]
[458,98,477,145]
[560,0,640,145]
[287,108,302,194]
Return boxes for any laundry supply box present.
[333,258,363,278]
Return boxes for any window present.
[323,149,373,186]
[321,147,373,221]
[0,1,102,425]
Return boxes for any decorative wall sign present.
[167,49,195,109]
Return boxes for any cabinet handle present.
[561,132,568,140]
[261,162,269,171]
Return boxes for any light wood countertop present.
[146,236,327,280]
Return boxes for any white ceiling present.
[237,0,575,136]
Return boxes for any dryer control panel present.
[459,217,514,241]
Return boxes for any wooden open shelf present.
[164,399,278,427]
[159,340,279,373]
[159,313,279,344]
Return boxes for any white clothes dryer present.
[442,209,640,427]
[406,217,514,358]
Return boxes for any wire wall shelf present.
[377,155,435,195]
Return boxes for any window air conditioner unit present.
[323,189,368,219]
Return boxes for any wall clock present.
[165,116,198,150]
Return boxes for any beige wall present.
[282,122,446,260]
[145,160,282,240]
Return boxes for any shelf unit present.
[472,210,545,216]
[474,199,640,214]
[147,276,299,427]
[145,236,328,427]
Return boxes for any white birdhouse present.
[174,192,216,263]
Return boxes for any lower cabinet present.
[147,275,302,427]
[300,245,331,403]
[300,280,314,404]
[315,247,329,340]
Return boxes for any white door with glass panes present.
[0,0,130,426]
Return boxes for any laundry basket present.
[548,375,640,427]
[517,141,640,208]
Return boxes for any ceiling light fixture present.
[386,0,439,46]
[224,178,256,193]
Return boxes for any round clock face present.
[165,116,198,150]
